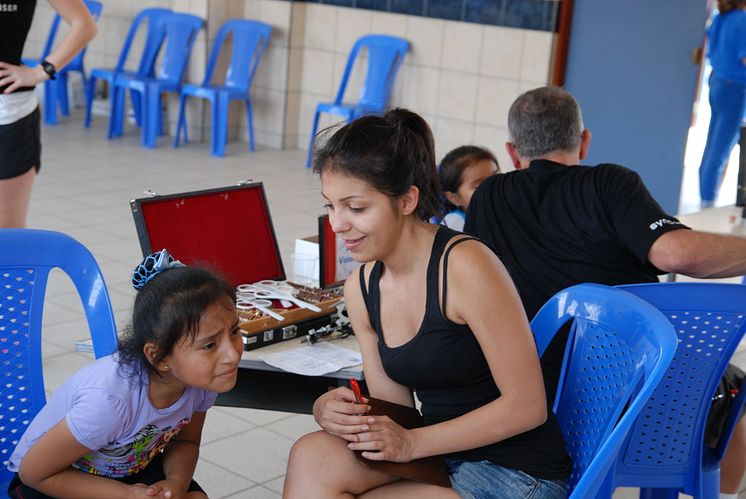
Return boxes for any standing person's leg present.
[0,168,36,228]
[699,75,746,205]
[0,106,41,228]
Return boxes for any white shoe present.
[701,199,715,209]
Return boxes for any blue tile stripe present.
[291,0,561,32]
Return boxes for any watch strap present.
[40,60,56,80]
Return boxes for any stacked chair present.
[173,19,272,157]
[27,9,416,157]
[108,13,204,148]
[84,7,172,134]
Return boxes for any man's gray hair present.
[508,86,584,159]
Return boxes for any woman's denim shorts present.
[445,458,568,499]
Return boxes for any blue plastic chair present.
[173,19,271,157]
[305,34,409,167]
[84,7,171,132]
[109,13,204,148]
[0,229,118,491]
[531,283,678,498]
[22,0,103,125]
[596,282,746,499]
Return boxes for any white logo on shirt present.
[649,218,682,230]
[0,4,19,12]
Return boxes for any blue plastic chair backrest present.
[113,7,172,77]
[202,19,272,91]
[40,0,102,71]
[0,229,118,489]
[154,13,204,85]
[613,283,746,476]
[334,34,409,111]
[531,283,677,498]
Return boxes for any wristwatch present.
[40,60,56,80]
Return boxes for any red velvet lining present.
[137,186,284,286]
[321,215,337,287]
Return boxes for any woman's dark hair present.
[117,266,236,378]
[311,108,440,220]
[438,145,500,212]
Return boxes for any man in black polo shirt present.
[465,86,746,497]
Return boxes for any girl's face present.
[161,297,243,393]
[321,170,404,263]
[447,159,499,210]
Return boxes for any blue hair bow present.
[131,249,186,290]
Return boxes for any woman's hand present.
[313,387,373,441]
[346,415,417,463]
[0,62,47,94]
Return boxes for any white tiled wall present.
[23,1,554,166]
[290,4,555,170]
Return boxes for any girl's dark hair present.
[717,0,746,13]
[312,108,440,220]
[438,145,500,212]
[117,266,236,378]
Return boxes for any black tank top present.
[0,0,37,93]
[360,226,571,479]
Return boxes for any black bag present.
[705,363,746,448]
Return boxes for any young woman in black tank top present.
[283,109,570,498]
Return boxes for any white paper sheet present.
[259,342,362,376]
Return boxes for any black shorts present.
[0,106,41,180]
[7,453,205,498]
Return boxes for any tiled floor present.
[25,112,746,498]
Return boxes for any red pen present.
[349,378,364,404]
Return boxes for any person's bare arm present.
[18,418,163,498]
[0,0,97,93]
[312,268,414,441]
[154,412,207,499]
[648,229,746,278]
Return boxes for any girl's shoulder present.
[64,354,141,399]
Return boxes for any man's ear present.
[444,190,463,208]
[400,185,420,216]
[505,142,524,170]
[579,129,592,160]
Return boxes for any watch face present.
[41,61,56,79]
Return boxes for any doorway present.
[680,56,743,215]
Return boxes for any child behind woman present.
[436,145,499,231]
[7,249,244,498]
